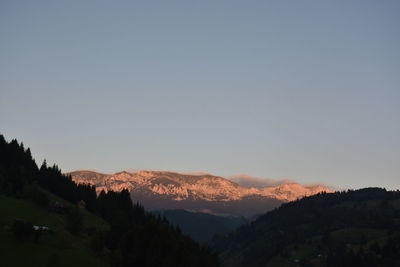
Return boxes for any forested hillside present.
[0,135,219,267]
[212,188,400,267]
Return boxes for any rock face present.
[68,170,332,217]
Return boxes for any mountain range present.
[3,135,398,266]
[69,170,332,217]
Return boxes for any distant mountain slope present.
[212,188,400,267]
[69,170,332,217]
[154,209,247,243]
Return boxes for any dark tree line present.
[325,235,400,267]
[212,188,400,266]
[38,160,98,212]
[0,135,97,210]
[0,135,38,194]
[0,134,219,267]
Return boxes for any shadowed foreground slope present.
[0,134,219,267]
[212,188,400,267]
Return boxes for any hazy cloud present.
[229,174,296,188]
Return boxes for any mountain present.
[212,188,400,267]
[69,170,332,217]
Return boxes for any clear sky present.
[1,1,399,190]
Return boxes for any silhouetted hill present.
[212,188,400,267]
[0,134,219,267]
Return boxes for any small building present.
[77,200,86,209]
[33,225,49,231]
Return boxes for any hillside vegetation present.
[212,188,400,267]
[0,192,108,267]
[0,134,219,267]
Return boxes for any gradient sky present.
[1,1,399,190]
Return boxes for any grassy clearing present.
[0,194,108,267]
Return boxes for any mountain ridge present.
[68,170,332,202]
[68,170,332,217]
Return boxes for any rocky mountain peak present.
[69,170,333,217]
[69,170,332,202]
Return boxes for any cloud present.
[229,174,296,188]
[181,171,212,176]
[304,182,339,191]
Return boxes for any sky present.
[1,1,399,190]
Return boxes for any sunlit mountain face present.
[69,170,332,217]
